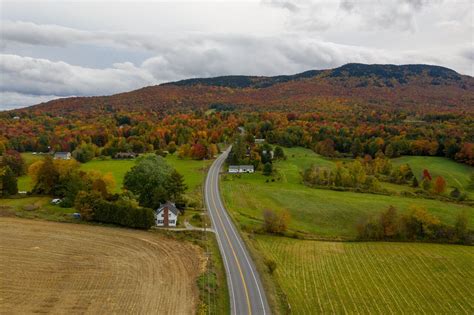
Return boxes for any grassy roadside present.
[153,229,230,315]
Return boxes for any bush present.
[262,209,290,234]
[357,205,472,244]
[264,258,277,274]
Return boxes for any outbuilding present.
[228,165,254,173]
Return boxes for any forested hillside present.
[1,64,473,166]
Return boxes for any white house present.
[54,152,71,160]
[155,201,179,227]
[228,165,254,173]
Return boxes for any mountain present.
[165,63,464,88]
[13,63,474,114]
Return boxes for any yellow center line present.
[210,161,252,315]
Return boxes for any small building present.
[51,198,62,205]
[228,165,254,173]
[155,201,180,227]
[54,152,71,160]
[114,152,137,159]
[255,138,265,144]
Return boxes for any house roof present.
[115,152,136,156]
[156,201,179,215]
[229,165,254,170]
[240,165,254,169]
[54,152,70,157]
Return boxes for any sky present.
[0,0,473,110]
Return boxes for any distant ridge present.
[163,63,464,88]
[7,63,473,114]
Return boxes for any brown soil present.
[0,218,204,314]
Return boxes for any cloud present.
[0,54,156,97]
[0,20,169,51]
[263,0,441,32]
[0,92,64,111]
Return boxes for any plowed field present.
[0,218,204,314]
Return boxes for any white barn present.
[228,165,254,173]
[155,201,179,227]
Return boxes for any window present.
[169,220,175,224]
[157,220,163,224]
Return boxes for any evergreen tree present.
[263,162,273,176]
[412,176,419,188]
[1,166,18,196]
[165,169,187,201]
[274,146,285,160]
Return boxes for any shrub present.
[264,258,277,274]
[262,209,290,234]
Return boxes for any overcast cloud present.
[0,0,472,110]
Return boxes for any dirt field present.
[0,218,205,314]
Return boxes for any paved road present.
[205,148,271,315]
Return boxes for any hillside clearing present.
[255,235,474,314]
[0,218,205,314]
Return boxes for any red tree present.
[191,143,207,160]
[422,169,432,181]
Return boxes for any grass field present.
[18,153,211,195]
[221,147,473,239]
[393,155,474,198]
[79,155,210,194]
[0,196,76,221]
[255,235,474,314]
[0,218,205,314]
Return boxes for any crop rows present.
[256,236,474,314]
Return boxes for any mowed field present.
[18,153,211,194]
[221,147,473,239]
[0,218,204,314]
[392,155,474,199]
[255,235,474,314]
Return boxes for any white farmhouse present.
[155,201,179,227]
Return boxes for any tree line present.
[357,206,472,245]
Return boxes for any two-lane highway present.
[205,148,271,315]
